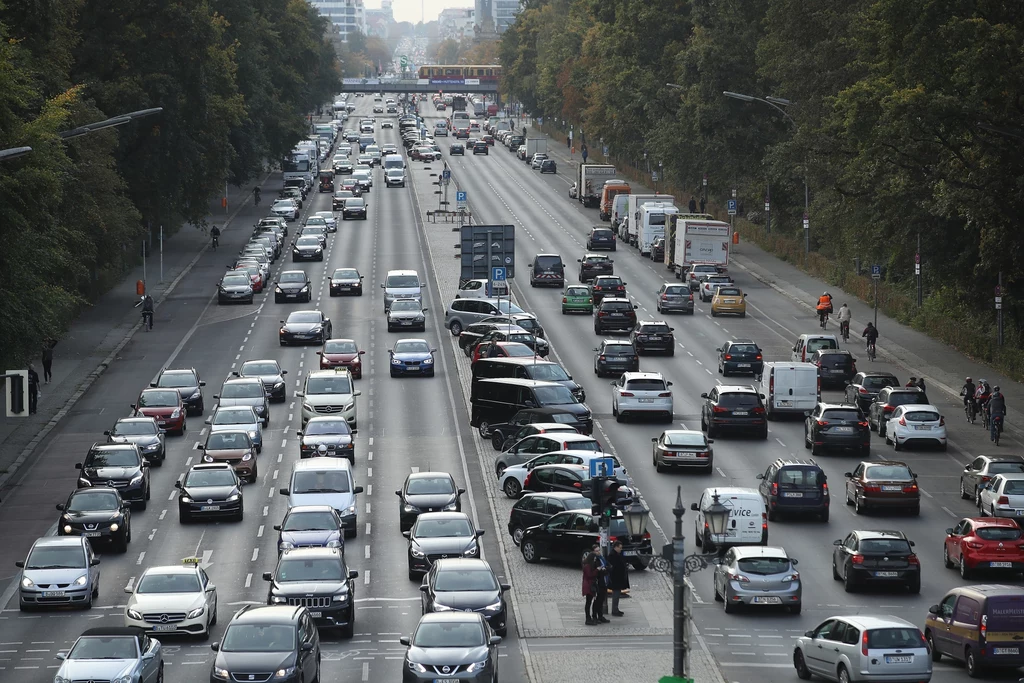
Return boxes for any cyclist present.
[976,379,992,426]
[862,322,879,357]
[134,294,154,330]
[989,386,1007,443]
[961,377,977,422]
[836,303,852,340]
[210,225,221,250]
[253,186,261,206]
[816,292,833,327]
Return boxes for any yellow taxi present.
[711,286,747,317]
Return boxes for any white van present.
[690,487,767,550]
[382,154,405,171]
[382,269,422,311]
[759,362,819,419]
[791,333,840,363]
[434,121,449,137]
[611,194,629,230]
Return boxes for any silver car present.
[793,615,932,682]
[55,627,162,683]
[205,406,263,452]
[977,472,1024,518]
[712,545,801,613]
[275,505,344,554]
[214,377,270,426]
[386,298,427,332]
[17,536,101,610]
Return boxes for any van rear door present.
[719,494,764,545]
[770,365,819,412]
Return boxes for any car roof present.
[996,473,1024,481]
[115,416,159,424]
[637,320,670,326]
[833,615,920,630]
[583,252,609,259]
[32,535,90,548]
[223,376,263,385]
[979,455,1024,463]
[189,463,234,472]
[80,626,146,639]
[622,372,666,381]
[966,517,1020,527]
[535,433,596,443]
[730,546,790,559]
[304,416,351,427]
[307,369,353,378]
[522,491,586,500]
[414,511,472,522]
[292,457,352,471]
[600,297,631,304]
[863,460,910,468]
[819,402,860,410]
[433,558,491,571]
[280,270,308,277]
[717,385,759,393]
[478,378,563,389]
[851,529,908,540]
[231,604,304,624]
[280,547,344,561]
[406,471,455,481]
[701,486,760,497]
[140,564,203,577]
[418,611,486,625]
[532,463,587,472]
[286,505,337,515]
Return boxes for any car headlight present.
[171,408,181,418]
[301,284,309,291]
[403,504,418,513]
[326,540,342,548]
[248,431,258,439]
[241,453,252,461]
[186,606,205,619]
[423,357,433,364]
[463,543,479,557]
[275,286,283,293]
[443,502,458,511]
[190,389,201,399]
[63,525,72,533]
[78,478,92,487]
[180,496,193,503]
[391,357,402,365]
[110,523,119,532]
[342,402,354,411]
[127,608,142,620]
[55,676,70,683]
[273,381,284,389]
[227,494,240,502]
[484,600,503,612]
[314,248,322,254]
[302,403,314,412]
[343,505,356,516]
[309,327,322,334]
[333,592,349,603]
[21,576,34,588]
[407,662,428,673]
[145,443,160,451]
[275,667,297,678]
[466,660,490,673]
[431,602,454,612]
[279,541,294,551]
[410,545,425,558]
[112,675,132,683]
[213,667,229,680]
[72,575,88,587]
[130,473,144,485]
[270,595,287,604]
[203,455,214,463]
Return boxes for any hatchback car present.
[594,298,638,334]
[710,286,747,317]
[699,274,735,302]
[630,321,675,355]
[211,605,320,683]
[700,385,768,439]
[960,455,1024,503]
[650,237,665,261]
[494,433,602,476]
[868,387,929,437]
[280,310,332,345]
[577,253,614,283]
[652,430,714,473]
[656,283,694,314]
[804,403,871,456]
[472,140,489,155]
[329,267,363,296]
[55,628,162,683]
[561,285,594,314]
[757,458,830,521]
[397,472,465,532]
[387,299,427,332]
[589,275,626,304]
[519,509,652,569]
[176,463,243,523]
[17,535,101,610]
[274,505,344,554]
[539,158,556,173]
[56,488,132,552]
[104,416,165,464]
[317,338,365,377]
[587,227,616,251]
[507,492,591,545]
[844,460,920,515]
[198,430,258,482]
[612,372,674,422]
[977,473,1024,519]
[943,517,1024,578]
[235,358,288,402]
[400,612,500,683]
[291,235,324,261]
[500,451,624,498]
[843,372,900,412]
[218,271,254,304]
[811,349,858,388]
[405,513,484,579]
[263,547,358,636]
[206,405,263,452]
[132,388,186,435]
[713,546,802,613]
[832,529,921,593]
[793,615,931,683]
[297,417,355,461]
[274,271,312,303]
[884,404,947,451]
[76,443,150,508]
[593,340,639,376]
[449,142,465,155]
[716,339,764,377]
[342,197,368,220]
[420,559,508,636]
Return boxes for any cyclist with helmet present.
[989,386,1007,443]
[816,292,833,328]
[961,377,977,422]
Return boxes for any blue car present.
[389,339,437,378]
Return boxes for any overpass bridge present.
[340,79,499,95]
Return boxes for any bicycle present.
[818,309,830,329]
[211,234,219,251]
[992,414,1004,446]
[866,341,876,362]
[964,399,977,424]
[840,320,850,342]
[141,310,153,332]
[981,403,991,430]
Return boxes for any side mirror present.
[419,584,428,592]
[273,525,282,531]
[633,305,638,310]
[805,630,815,638]
[279,488,290,495]
[149,382,157,387]
[690,503,699,511]
[400,636,410,646]
[395,490,402,496]
[15,561,24,568]
[103,430,111,436]
[349,570,359,580]
[755,474,764,480]
[129,404,137,411]
[301,642,315,652]
[490,635,502,645]
[353,391,362,396]
[833,539,842,546]
[358,350,366,355]
[174,481,182,489]
[56,652,68,661]
[213,394,220,399]
[476,529,486,537]
[124,586,134,594]
[402,531,410,538]
[380,283,385,288]
[296,431,303,437]
[667,381,674,387]
[699,393,708,399]
[56,503,65,511]
[281,370,288,375]
[928,605,941,615]
[791,559,799,566]
[262,572,273,581]
[458,488,466,495]
[844,472,853,478]
[803,411,812,417]
[90,559,101,567]
[354,486,364,494]
[945,528,954,536]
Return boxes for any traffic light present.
[600,479,624,517]
[589,477,604,515]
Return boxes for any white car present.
[456,278,509,299]
[271,199,298,221]
[124,562,218,637]
[884,404,947,451]
[612,372,674,423]
[313,211,337,232]
[530,153,549,169]
[385,168,406,188]
[700,274,735,302]
[498,450,627,498]
[381,120,393,129]
[298,368,361,428]
[978,473,1024,518]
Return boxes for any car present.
[132,387,187,435]
[716,339,763,377]
[507,492,590,545]
[412,146,439,161]
[686,263,723,290]
[385,168,406,187]
[700,385,769,438]
[298,368,359,427]
[176,463,243,523]
[420,558,508,636]
[400,612,500,683]
[198,430,257,482]
[529,253,566,287]
[756,457,830,521]
[405,512,483,579]
[298,416,355,461]
[373,105,384,113]
[449,142,465,155]
[340,176,362,194]
[263,547,358,636]
[55,628,162,683]
[611,371,673,422]
[205,404,263,452]
[499,450,623,498]
[342,196,368,219]
[313,211,337,232]
[594,297,638,333]
[17,535,101,610]
[328,267,364,296]
[811,349,858,388]
[590,275,626,304]
[332,189,353,211]
[710,286,747,317]
[539,158,557,173]
[530,153,548,168]
[396,471,464,532]
[470,327,549,359]
[56,487,132,552]
[713,546,802,613]
[389,338,438,378]
[274,270,313,303]
[235,358,287,402]
[333,159,354,175]
[218,271,254,304]
[884,403,947,451]
[471,341,539,364]
[214,377,270,426]
[978,472,1024,518]
[456,278,510,299]
[211,605,320,683]
[577,253,614,282]
[280,186,304,208]
[298,227,328,250]
[844,460,920,515]
[358,152,375,167]
[843,372,900,412]
[832,529,920,593]
[280,309,332,346]
[292,235,324,261]
[352,169,373,190]
[699,274,735,302]
[867,386,929,437]
[650,236,665,261]
[125,562,217,637]
[472,140,489,154]
[76,442,150,507]
[317,338,365,376]
[960,455,1024,503]
[382,120,394,128]
[792,615,932,683]
[387,298,428,331]
[630,320,675,355]
[561,285,594,314]
[271,199,298,220]
[104,416,166,464]
[804,402,871,455]
[520,508,651,569]
[586,227,616,251]
[478,312,545,338]
[944,517,1024,578]
[652,430,713,473]
[274,505,344,554]
[233,263,264,291]
[457,321,531,354]
[445,298,525,335]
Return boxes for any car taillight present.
[688,294,694,301]
[863,485,881,493]
[598,311,608,317]
[727,572,750,583]
[620,392,634,397]
[862,630,869,656]
[661,294,669,300]
[562,297,567,303]
[981,615,988,639]
[523,472,533,488]
[899,416,907,426]
[770,483,778,495]
[903,484,919,493]
[966,542,985,549]
[573,481,582,488]
[851,554,865,564]
[594,286,603,290]
[982,476,992,482]
[908,554,920,565]
[858,386,869,394]
[753,406,765,414]
[815,361,823,367]
[762,512,768,530]
[712,406,728,413]
[599,355,606,361]
[998,495,1010,505]
[697,451,709,458]
[643,531,651,539]
[883,405,895,413]
[939,416,945,426]
[724,354,732,360]
[817,420,829,426]
[658,392,672,397]
[858,421,869,427]
[755,354,762,360]
[822,482,829,496]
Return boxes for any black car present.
[332,190,353,211]
[594,298,638,334]
[507,135,525,150]
[700,385,768,439]
[152,367,205,415]
[274,270,312,303]
[472,141,489,155]
[218,271,254,305]
[176,463,243,523]
[756,458,830,521]
[539,158,557,173]
[520,509,653,569]
[104,416,166,464]
[76,443,150,508]
[449,142,465,155]
[716,339,764,377]
[507,492,591,546]
[404,512,483,579]
[804,402,871,456]
[329,267,363,296]
[586,228,616,251]
[487,408,585,451]
[292,236,324,261]
[297,417,355,461]
[396,472,465,532]
[630,321,675,355]
[593,339,640,376]
[56,487,132,552]
[263,547,358,636]
[235,359,288,402]
[342,197,368,220]
[844,372,900,412]
[811,349,858,388]
[831,529,920,593]
[650,237,665,261]
[590,275,626,304]
[960,455,1024,503]
[577,253,614,283]
[401,612,500,683]
[867,387,930,437]
[210,605,320,683]
[420,558,509,637]
[279,310,332,346]
[333,160,354,175]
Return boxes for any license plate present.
[200,505,220,511]
[885,655,913,664]
[833,426,854,433]
[994,647,1019,655]
[733,411,749,416]
[400,321,412,325]
[875,571,899,577]
[830,368,844,374]
[737,363,751,368]
[914,425,930,430]
[752,597,782,604]
[638,398,654,403]
[152,624,176,632]
[783,492,804,498]
[434,680,461,683]
[648,336,662,341]
[779,400,791,407]
[309,612,322,618]
[338,286,350,291]
[991,561,1014,568]
[622,550,637,557]
[881,485,902,492]
[42,591,65,597]
[84,531,102,538]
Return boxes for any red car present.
[944,517,1024,578]
[132,388,187,435]
[471,341,540,364]
[234,265,264,293]
[316,338,365,378]
[482,134,495,146]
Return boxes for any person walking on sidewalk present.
[41,338,57,383]
[688,196,697,213]
[699,196,706,213]
[28,363,40,414]
[582,547,600,625]
[607,541,629,616]
[253,186,261,206]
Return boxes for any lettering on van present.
[730,509,754,516]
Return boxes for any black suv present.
[472,140,489,155]
[831,530,920,594]
[262,547,358,637]
[594,340,640,376]
[586,227,616,251]
[594,298,638,334]
[700,386,768,439]
[843,372,899,412]
[56,487,132,552]
[630,321,675,355]
[396,471,465,532]
[151,367,205,415]
[507,492,591,546]
[211,605,320,683]
[868,387,930,437]
[756,458,829,521]
[449,142,465,155]
[804,402,871,456]
[589,275,626,304]
[716,339,764,377]
[577,253,614,283]
[811,349,858,388]
[76,443,150,508]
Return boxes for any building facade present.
[439,7,475,41]
[310,0,367,42]
[491,0,520,32]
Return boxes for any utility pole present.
[997,272,1004,347]
[916,232,922,307]
[672,488,689,678]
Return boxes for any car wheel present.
[512,527,524,546]
[495,463,506,477]
[156,663,164,683]
[854,495,864,515]
[843,573,857,593]
[794,650,812,680]
[521,540,539,563]
[927,632,942,662]
[878,422,887,439]
[478,421,490,438]
[958,554,972,579]
[959,478,970,499]
[837,664,850,683]
[503,478,522,498]
[892,435,901,451]
[491,433,505,451]
[803,429,811,450]
[965,647,980,678]
[832,558,841,580]
[820,508,829,522]
[943,544,954,568]
[810,440,821,456]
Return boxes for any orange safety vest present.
[817,295,832,310]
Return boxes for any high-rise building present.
[474,0,494,32]
[491,0,520,32]
[439,7,475,41]
[310,0,367,42]
[365,0,393,39]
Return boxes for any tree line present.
[0,0,340,368]
[500,0,1024,370]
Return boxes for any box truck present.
[672,219,731,278]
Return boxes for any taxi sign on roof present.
[181,557,201,566]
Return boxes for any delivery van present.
[759,362,820,419]
[690,487,767,551]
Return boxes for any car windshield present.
[305,419,351,436]
[68,636,137,660]
[138,390,179,407]
[68,492,119,512]
[296,237,320,248]
[292,471,351,494]
[528,365,570,382]
[663,432,707,447]
[280,272,306,283]
[241,362,279,376]
[566,287,589,296]
[323,340,358,355]
[866,628,924,649]
[221,624,297,652]
[638,325,671,334]
[333,269,359,280]
[978,526,1022,541]
[604,345,635,356]
[277,558,344,582]
[535,256,562,269]
[85,449,140,468]
[862,376,897,390]
[903,410,940,422]
[287,312,322,324]
[717,288,742,296]
[306,377,352,395]
[1003,480,1024,494]
[602,302,633,311]
[587,256,610,263]
[413,621,486,648]
[26,546,86,569]
[729,344,759,354]
[395,340,431,355]
[822,409,861,421]
[206,432,251,450]
[497,300,525,314]
[806,338,838,353]
[415,518,474,538]
[347,198,365,207]
[221,382,263,398]
[273,201,292,208]
[595,277,622,286]
[434,568,498,591]
[155,374,194,389]
[535,386,577,405]
[387,275,419,288]
[778,468,822,486]
[717,393,760,408]
[503,345,536,357]
[212,408,255,425]
[864,465,913,481]
[222,275,250,287]
[283,511,338,531]
[407,476,455,495]
[736,557,790,575]
[859,538,912,553]
[185,469,236,487]
[624,380,667,392]
[391,300,421,312]
[990,462,1024,475]
[111,421,157,436]
[137,572,201,593]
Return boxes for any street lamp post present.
[1,107,163,160]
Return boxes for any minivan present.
[472,358,585,402]
[691,487,767,551]
[925,584,1024,676]
[529,254,565,287]
[792,333,840,363]
[756,458,829,521]
[382,269,422,311]
[759,362,820,419]
[280,458,363,537]
[471,378,592,437]
[382,154,404,171]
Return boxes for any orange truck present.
[599,180,631,221]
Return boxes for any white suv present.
[611,372,674,423]
[298,369,361,428]
[498,450,627,498]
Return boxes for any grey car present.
[105,417,166,464]
[214,377,270,426]
[387,298,428,332]
[656,283,695,314]
[444,298,525,336]
[404,512,484,579]
[792,615,932,683]
[235,359,288,402]
[205,406,263,453]
[274,505,344,554]
[960,454,1024,504]
[17,536,101,611]
[401,612,500,683]
[55,627,162,683]
[218,272,254,305]
[712,545,802,614]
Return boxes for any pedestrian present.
[592,547,610,623]
[582,547,600,625]
[42,338,57,384]
[699,196,706,213]
[915,377,927,391]
[688,196,697,213]
[607,541,629,616]
[28,363,40,414]
[567,135,571,148]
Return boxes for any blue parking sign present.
[491,267,506,281]
[589,457,615,478]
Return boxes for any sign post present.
[871,264,881,328]
[996,275,1004,346]
[764,196,771,234]
[803,213,810,254]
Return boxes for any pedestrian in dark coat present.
[28,363,40,414]
[582,548,600,625]
[42,338,57,383]
[607,541,629,616]
[699,197,706,213]
[688,196,697,213]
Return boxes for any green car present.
[561,285,594,314]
